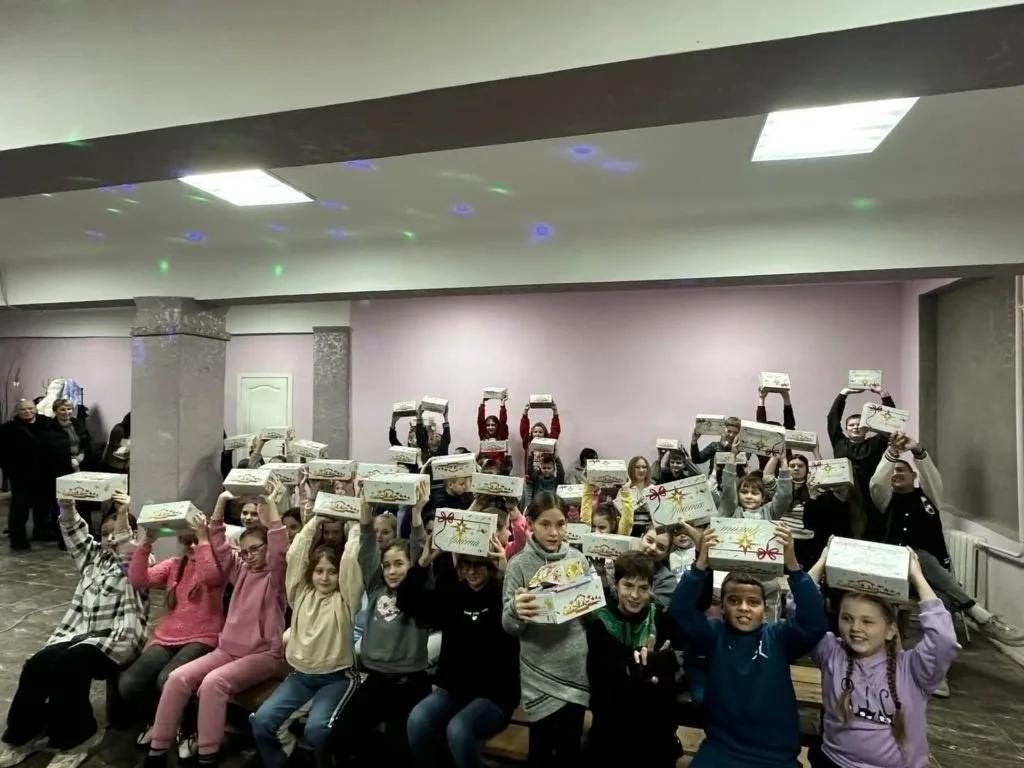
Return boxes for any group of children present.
[0,380,975,768]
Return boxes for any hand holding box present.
[529,575,606,624]
[735,420,786,456]
[431,453,478,479]
[267,463,303,485]
[849,370,883,390]
[759,372,792,393]
[860,403,910,435]
[224,468,274,498]
[483,387,508,401]
[531,437,557,455]
[784,430,817,452]
[393,401,419,417]
[432,509,498,557]
[556,485,585,505]
[56,471,129,502]
[646,475,716,529]
[656,438,680,451]
[529,394,554,408]
[307,459,356,481]
[694,415,726,437]
[706,517,784,577]
[138,501,205,535]
[289,439,329,460]
[471,473,524,499]
[420,396,449,414]
[715,451,749,466]
[312,492,361,521]
[585,459,628,486]
[223,434,255,452]
[389,446,420,465]
[581,533,640,559]
[808,458,854,488]
[260,426,296,442]
[825,537,910,601]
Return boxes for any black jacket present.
[46,417,93,474]
[0,415,65,486]
[826,393,896,503]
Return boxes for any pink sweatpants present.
[150,648,282,755]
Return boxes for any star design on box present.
[736,529,756,554]
[452,520,469,544]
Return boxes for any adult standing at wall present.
[0,399,63,550]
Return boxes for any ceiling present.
[2,85,1023,264]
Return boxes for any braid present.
[886,638,907,748]
[165,555,189,611]
[837,644,855,725]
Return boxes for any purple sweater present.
[811,599,957,768]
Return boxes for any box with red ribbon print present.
[432,508,497,557]
[706,516,784,577]
[645,475,717,529]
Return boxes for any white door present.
[237,374,293,459]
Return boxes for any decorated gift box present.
[825,537,910,601]
[556,485,585,505]
[431,453,478,479]
[362,473,429,505]
[785,430,818,452]
[645,475,716,529]
[735,420,786,456]
[312,491,361,521]
[715,451,749,465]
[483,387,508,401]
[392,400,419,417]
[56,471,128,502]
[357,463,403,480]
[656,437,680,451]
[529,393,554,408]
[808,458,854,487]
[581,532,640,559]
[849,370,883,390]
[138,501,205,535]
[307,459,356,481]
[389,446,421,465]
[529,574,606,624]
[267,463,303,485]
[420,395,449,414]
[289,439,329,460]
[860,403,910,435]
[566,522,589,546]
[706,517,785,577]
[223,434,255,452]
[432,508,498,557]
[470,473,524,498]
[694,414,726,437]
[530,437,557,455]
[260,426,296,442]
[585,459,629,486]
[759,371,792,392]
[223,468,274,497]
[479,439,509,454]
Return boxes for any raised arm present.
[286,515,321,605]
[261,482,289,586]
[505,505,529,559]
[497,402,509,439]
[438,404,452,455]
[616,486,635,535]
[580,482,597,526]
[717,461,739,517]
[548,405,562,440]
[209,491,243,583]
[668,532,721,655]
[128,531,175,590]
[338,525,364,620]
[904,551,958,693]
[248,438,266,468]
[190,518,223,588]
[408,485,429,565]
[519,405,531,450]
[765,467,793,521]
[58,499,102,573]
[358,499,384,594]
[477,402,488,439]
[774,525,828,660]
[869,445,898,512]
[903,437,946,506]
[826,390,851,450]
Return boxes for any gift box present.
[357,463,403,480]
[581,533,640,560]
[808,458,854,487]
[138,501,205,535]
[313,492,361,522]
[420,395,449,414]
[645,475,716,529]
[531,437,557,455]
[260,426,296,442]
[735,420,786,456]
[706,517,784,577]
[362,474,429,505]
[267,463,303,485]
[860,403,910,435]
[785,430,817,452]
[223,434,255,452]
[566,523,589,546]
[307,459,356,481]
[483,387,508,401]
[392,400,419,417]
[289,439,328,460]
[585,459,628,486]
[529,574,606,624]
[849,370,883,390]
[694,414,726,437]
[113,440,130,460]
[759,371,792,393]
[471,473,524,498]
[432,509,498,557]
[479,439,509,454]
[715,451,749,465]
[223,468,274,497]
[656,438,680,451]
[56,471,128,502]
[825,537,910,601]
[431,453,478,480]
[529,393,554,408]
[389,446,421,465]
[556,485,585,505]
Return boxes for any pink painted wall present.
[350,284,906,466]
[223,334,314,439]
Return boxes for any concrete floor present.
[1,533,1024,767]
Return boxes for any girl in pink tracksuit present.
[144,487,288,768]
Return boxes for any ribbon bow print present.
[756,547,780,561]
[437,511,456,524]
[646,486,667,506]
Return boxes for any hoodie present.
[718,465,792,521]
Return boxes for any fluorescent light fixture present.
[178,170,312,206]
[751,98,918,162]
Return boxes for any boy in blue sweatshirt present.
[670,522,828,768]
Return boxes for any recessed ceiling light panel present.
[751,98,919,162]
[178,170,312,207]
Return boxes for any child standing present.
[478,393,510,466]
[519,400,561,471]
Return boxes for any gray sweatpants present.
[118,642,212,723]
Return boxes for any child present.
[586,552,683,767]
[588,502,621,534]
[120,521,225,747]
[478,393,510,466]
[756,384,796,470]
[670,523,828,768]
[619,455,654,533]
[494,504,529,561]
[523,453,564,510]
[798,545,958,768]
[563,448,597,485]
[719,445,792,520]
[0,497,149,768]
[581,479,633,535]
[502,491,589,765]
[690,416,742,467]
[656,448,701,485]
[638,525,678,608]
[251,515,364,768]
[144,486,288,768]
[281,508,304,542]
[519,399,561,470]
[668,527,697,574]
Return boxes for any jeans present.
[251,669,356,768]
[117,643,212,724]
[916,549,974,612]
[407,689,509,768]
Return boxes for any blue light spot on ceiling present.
[343,160,377,170]
[451,203,474,217]
[602,159,638,173]
[329,229,348,240]
[319,199,347,210]
[118,184,137,192]
[568,144,600,160]
[184,231,207,242]
[268,223,287,233]
[85,230,104,239]
[530,223,554,241]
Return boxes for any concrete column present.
[130,298,229,526]
[312,326,352,458]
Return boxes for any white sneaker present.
[0,742,38,768]
[177,733,197,761]
[45,731,103,768]
[136,726,153,748]
[933,678,951,698]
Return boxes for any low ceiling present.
[1,85,1022,264]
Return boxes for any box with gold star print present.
[808,458,854,488]
[860,403,910,435]
[645,475,717,530]
[527,557,606,624]
[432,508,498,557]
[735,420,787,456]
[706,517,784,577]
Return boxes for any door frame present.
[236,372,294,436]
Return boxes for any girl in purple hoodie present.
[795,543,958,768]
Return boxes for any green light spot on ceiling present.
[402,231,418,241]
[188,194,209,202]
[850,198,877,211]
[106,207,121,214]
[487,186,513,196]
[272,264,284,277]
[122,198,140,205]
[159,259,170,275]
[41,193,54,198]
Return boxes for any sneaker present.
[136,726,153,748]
[933,678,951,698]
[0,741,39,768]
[178,733,197,761]
[976,615,1024,647]
[45,753,89,768]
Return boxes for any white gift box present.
[313,492,361,521]
[138,501,204,535]
[566,523,589,546]
[357,463,403,480]
[531,437,557,455]
[420,395,449,414]
[223,434,255,452]
[307,459,356,481]
[260,426,296,442]
[759,371,792,392]
[289,439,329,460]
[362,474,429,506]
[585,459,629,486]
[785,430,818,452]
[431,453,478,479]
[556,485,585,505]
[479,440,509,454]
[529,393,554,408]
[645,475,716,529]
[860,403,910,435]
[715,451,749,466]
[56,471,128,502]
[849,370,883,389]
[582,533,640,559]
[808,458,854,487]
[707,517,784,577]
[268,463,303,485]
[483,387,508,401]
[694,414,726,437]
[736,420,786,456]
[656,438,681,451]
[470,473,524,499]
[392,400,419,417]
[223,468,274,497]
[529,574,606,624]
[826,537,910,601]
[389,446,421,465]
[432,509,498,557]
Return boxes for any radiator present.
[944,530,988,607]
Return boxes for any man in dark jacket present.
[0,399,64,549]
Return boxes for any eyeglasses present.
[239,542,266,558]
